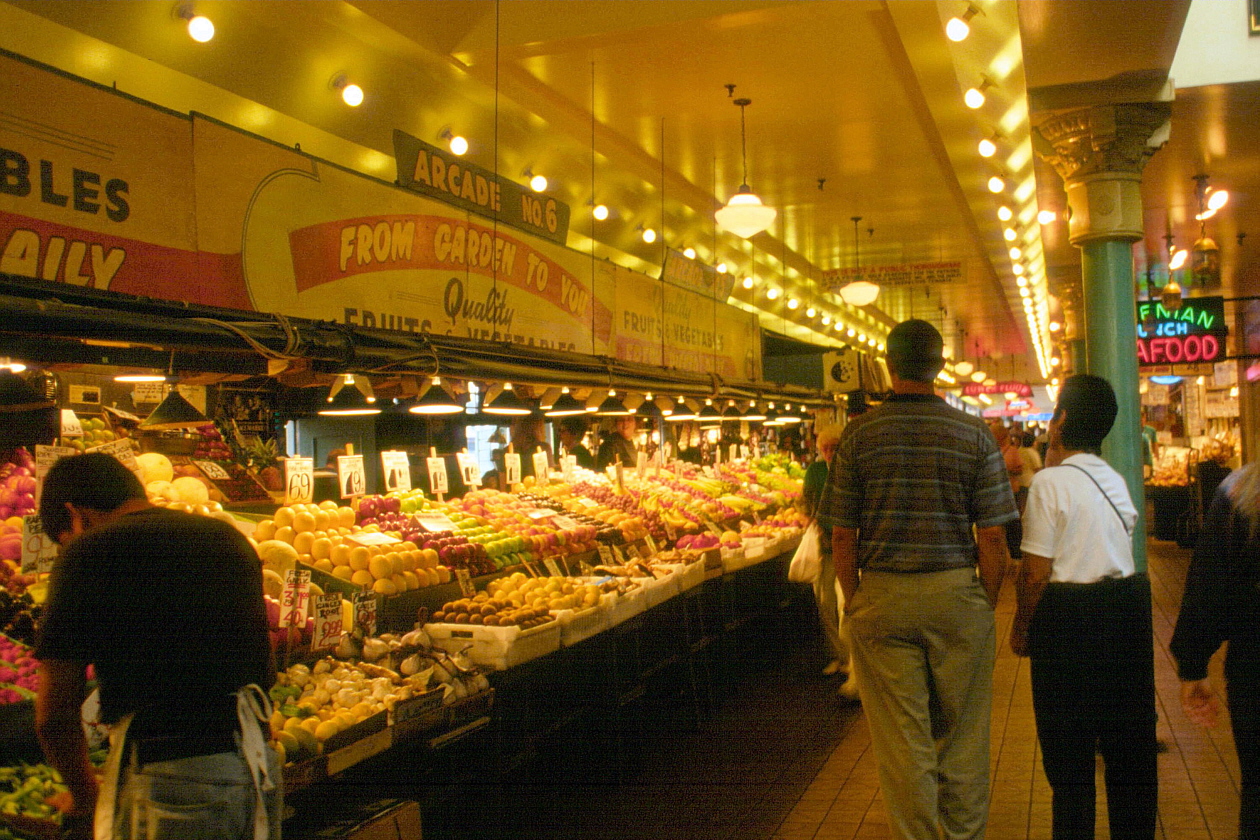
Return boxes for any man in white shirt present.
[1011,374,1158,840]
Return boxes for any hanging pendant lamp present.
[544,387,587,417]
[666,397,697,422]
[408,377,463,415]
[595,390,632,416]
[839,217,880,306]
[697,399,723,426]
[318,374,380,417]
[140,387,210,429]
[483,382,532,416]
[715,97,776,239]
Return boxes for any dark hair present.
[1054,374,1117,453]
[885,319,945,383]
[40,452,146,542]
[558,416,588,436]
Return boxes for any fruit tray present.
[425,619,561,671]
[741,537,767,562]
[601,581,649,627]
[656,560,705,593]
[643,569,680,609]
[555,594,616,647]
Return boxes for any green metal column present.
[1081,238,1147,570]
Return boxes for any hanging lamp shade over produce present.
[140,388,211,430]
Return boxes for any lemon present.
[372,578,398,596]
[313,719,341,742]
[351,570,375,588]
[368,556,393,580]
[331,565,354,581]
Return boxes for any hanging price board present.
[283,458,314,505]
[352,592,377,638]
[88,439,139,474]
[21,515,57,574]
[278,569,311,628]
[311,593,344,650]
[380,451,412,493]
[426,456,449,495]
[532,450,550,481]
[504,453,522,486]
[337,455,367,499]
[34,445,76,505]
[455,451,481,487]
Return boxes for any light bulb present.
[683,247,696,259]
[1009,246,1022,260]
[741,276,754,289]
[716,262,728,274]
[787,298,799,310]
[965,87,986,109]
[187,14,215,42]
[1003,228,1017,241]
[766,287,781,300]
[821,314,831,325]
[341,83,364,107]
[988,175,1005,193]
[592,204,609,220]
[997,205,1013,221]
[946,16,971,41]
[1037,209,1057,224]
[1169,248,1188,271]
[448,135,469,156]
[978,137,997,158]
[1208,189,1230,211]
[641,227,657,244]
[1012,263,1024,275]
[529,173,548,193]
[806,306,816,318]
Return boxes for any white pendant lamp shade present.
[716,187,777,239]
[953,360,974,377]
[839,280,880,307]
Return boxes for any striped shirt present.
[818,393,1018,573]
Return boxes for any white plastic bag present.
[788,522,822,583]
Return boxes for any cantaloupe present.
[171,476,210,505]
[136,452,174,485]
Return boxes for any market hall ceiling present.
[4,0,1252,388]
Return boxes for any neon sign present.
[1136,296,1227,367]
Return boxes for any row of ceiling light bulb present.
[946,0,1055,381]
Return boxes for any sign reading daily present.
[1136,296,1227,366]
[393,129,570,245]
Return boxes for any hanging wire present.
[590,60,597,356]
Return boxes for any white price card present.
[454,568,476,598]
[532,450,550,481]
[346,531,401,547]
[636,450,647,480]
[311,593,344,650]
[279,569,311,629]
[88,439,139,473]
[551,514,579,530]
[526,509,554,521]
[729,444,739,463]
[740,445,750,460]
[21,515,57,574]
[337,454,367,499]
[352,592,377,638]
[561,455,575,482]
[504,453,522,486]
[194,460,231,481]
[414,512,457,533]
[543,558,563,578]
[34,445,76,505]
[426,456,449,495]
[380,451,412,493]
[455,451,481,487]
[59,409,83,438]
[283,458,314,505]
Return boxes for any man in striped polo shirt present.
[820,319,1018,840]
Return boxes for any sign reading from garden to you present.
[1136,296,1228,366]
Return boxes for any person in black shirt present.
[35,453,279,840]
[557,416,595,470]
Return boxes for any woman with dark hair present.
[1172,462,1260,839]
[1011,374,1158,840]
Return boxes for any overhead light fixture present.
[778,403,802,424]
[743,402,767,422]
[954,360,974,377]
[330,74,364,107]
[0,358,25,373]
[964,78,992,109]
[1168,248,1188,271]
[1012,263,1024,275]
[1003,228,1017,242]
[1162,279,1184,311]
[970,370,987,383]
[1208,188,1230,212]
[408,377,463,415]
[683,247,697,260]
[806,306,817,318]
[544,388,587,417]
[787,297,799,310]
[637,224,657,244]
[665,398,697,422]
[1191,174,1222,289]
[741,276,755,289]
[1009,246,1022,260]
[175,4,215,42]
[988,175,1006,194]
[722,401,743,420]
[592,203,609,221]
[139,387,210,430]
[978,133,999,158]
[946,3,982,41]
[1037,209,1057,224]
[637,393,663,418]
[820,314,831,325]
[997,205,1013,222]
[697,399,722,426]
[438,127,468,156]
[483,382,532,416]
[716,262,728,274]
[320,374,380,416]
[522,167,547,193]
[839,216,880,306]
[595,390,632,416]
[114,371,168,383]
[763,402,780,425]
[715,96,776,238]
[766,287,781,300]
[1049,321,1062,333]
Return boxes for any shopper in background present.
[1017,428,1043,509]
[1172,461,1260,840]
[820,318,1016,840]
[1011,374,1158,840]
[35,453,279,840]
[800,426,851,688]
[597,415,638,470]
[557,415,595,469]
[510,414,553,479]
[990,420,1026,557]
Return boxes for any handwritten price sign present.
[21,515,57,574]
[311,593,344,650]
[380,451,412,493]
[278,569,311,629]
[337,455,367,499]
[427,456,449,495]
[504,453,521,486]
[352,592,377,638]
[283,458,314,505]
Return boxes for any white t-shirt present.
[1020,453,1138,583]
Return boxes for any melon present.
[261,568,286,600]
[256,539,300,575]
[136,452,174,485]
[171,476,210,505]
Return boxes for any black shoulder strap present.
[1062,463,1131,536]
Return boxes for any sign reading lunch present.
[393,129,570,245]
[1136,296,1227,366]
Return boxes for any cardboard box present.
[294,798,421,840]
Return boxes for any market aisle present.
[773,536,1242,840]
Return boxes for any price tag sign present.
[88,439,139,473]
[543,558,563,578]
[414,512,457,533]
[504,453,522,486]
[526,509,554,522]
[455,452,481,487]
[21,515,57,574]
[346,531,401,547]
[278,569,311,629]
[380,451,412,493]
[132,381,166,404]
[611,544,627,564]
[532,450,550,481]
[561,455,575,482]
[426,456,449,495]
[337,455,367,499]
[576,498,599,510]
[194,460,231,481]
[551,514,578,530]
[311,593,344,650]
[729,444,739,463]
[352,592,377,638]
[740,445,750,460]
[34,445,76,505]
[636,451,647,480]
[283,458,314,505]
[454,568,476,598]
[59,409,83,438]
[644,534,659,556]
[596,544,614,565]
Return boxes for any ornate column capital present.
[1033,102,1171,245]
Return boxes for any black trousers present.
[1228,671,1260,839]
[1028,574,1159,840]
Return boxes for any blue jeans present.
[112,749,282,840]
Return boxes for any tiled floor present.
[774,535,1244,840]
[303,535,1243,840]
